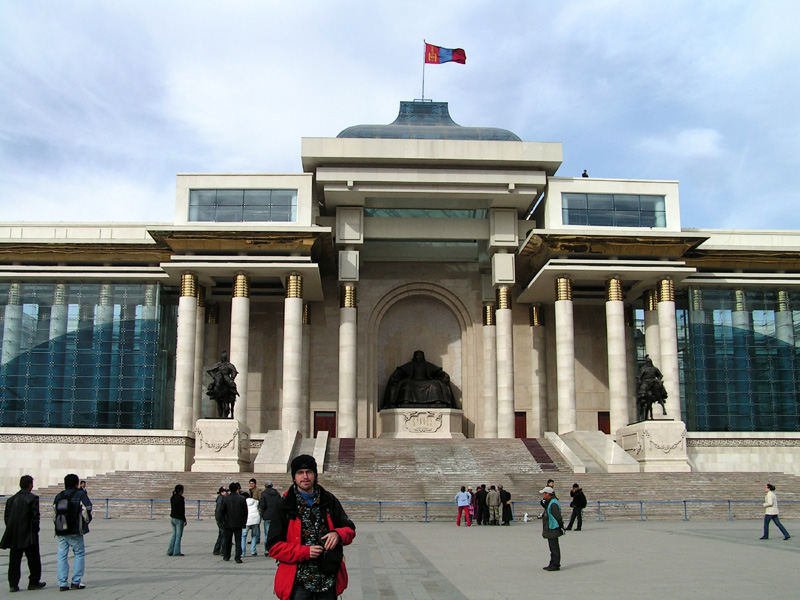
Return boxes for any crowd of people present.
[2,468,791,592]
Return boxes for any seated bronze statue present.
[381,350,456,410]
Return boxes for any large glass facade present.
[188,189,298,223]
[0,282,177,429]
[562,193,666,228]
[676,288,800,432]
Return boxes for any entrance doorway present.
[514,412,527,438]
[314,411,336,438]
[598,411,610,434]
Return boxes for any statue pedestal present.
[616,420,691,472]
[379,408,465,439]
[191,419,251,472]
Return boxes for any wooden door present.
[314,411,336,438]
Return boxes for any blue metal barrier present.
[78,498,800,522]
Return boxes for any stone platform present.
[191,418,251,472]
[617,420,691,472]
[379,408,465,438]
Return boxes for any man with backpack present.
[53,474,92,591]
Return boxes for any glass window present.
[0,282,176,429]
[560,193,666,228]
[188,189,298,223]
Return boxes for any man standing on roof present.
[267,455,355,600]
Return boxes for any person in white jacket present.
[760,483,791,540]
[241,493,262,556]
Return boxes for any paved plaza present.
[1,517,798,599]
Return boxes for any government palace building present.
[2,101,800,491]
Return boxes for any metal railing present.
[77,498,800,523]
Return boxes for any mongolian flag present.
[424,43,466,65]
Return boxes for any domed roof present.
[337,101,521,141]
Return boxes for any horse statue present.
[206,350,239,419]
[636,355,668,421]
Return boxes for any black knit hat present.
[291,454,318,478]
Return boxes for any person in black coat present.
[216,482,248,563]
[475,485,488,525]
[0,475,46,592]
[498,484,513,526]
[167,484,187,556]
[566,483,587,531]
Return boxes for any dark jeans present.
[547,537,561,568]
[213,524,225,553]
[566,507,582,530]
[763,514,790,539]
[222,528,243,560]
[8,544,42,587]
[290,585,336,599]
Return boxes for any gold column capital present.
[555,276,572,301]
[483,303,496,326]
[286,273,303,299]
[530,304,543,327]
[233,272,250,298]
[54,283,67,306]
[644,288,658,311]
[690,288,703,312]
[778,289,790,312]
[657,278,674,303]
[196,285,206,308]
[340,284,357,308]
[496,286,512,310]
[180,272,198,298]
[734,289,746,312]
[144,284,156,307]
[206,302,219,324]
[605,277,623,302]
[99,283,112,307]
[7,282,21,305]
[303,303,310,325]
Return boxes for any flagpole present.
[421,39,426,100]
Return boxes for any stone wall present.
[0,428,194,495]
[687,432,800,475]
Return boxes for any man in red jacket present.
[267,455,355,600]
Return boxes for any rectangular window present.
[561,193,666,228]
[189,189,298,223]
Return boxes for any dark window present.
[189,189,298,223]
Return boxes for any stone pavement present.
[1,517,798,599]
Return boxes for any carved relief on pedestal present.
[402,411,444,433]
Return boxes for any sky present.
[1,0,799,229]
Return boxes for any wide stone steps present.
[34,437,800,523]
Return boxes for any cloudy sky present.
[1,0,798,229]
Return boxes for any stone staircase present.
[33,437,800,523]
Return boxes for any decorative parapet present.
[0,433,194,447]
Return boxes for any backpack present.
[54,490,81,535]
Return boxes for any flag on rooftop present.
[424,43,466,65]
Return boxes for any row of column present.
[173,271,311,434]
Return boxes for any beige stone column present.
[203,302,220,419]
[230,273,250,425]
[605,277,629,437]
[530,304,547,437]
[775,290,794,346]
[2,283,23,367]
[482,303,498,438]
[625,306,637,423]
[173,272,197,431]
[282,273,304,433]
[48,284,69,422]
[192,287,206,424]
[338,285,358,438]
[301,303,311,437]
[657,278,679,420]
[555,276,577,434]
[644,289,662,367]
[496,286,515,438]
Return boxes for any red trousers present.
[457,505,471,526]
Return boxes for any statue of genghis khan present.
[381,350,456,410]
